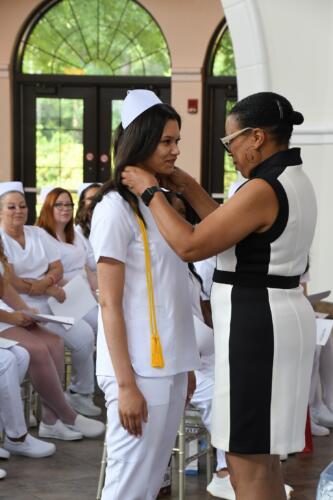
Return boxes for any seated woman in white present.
[36,187,98,332]
[0,243,103,440]
[0,183,102,422]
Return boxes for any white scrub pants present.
[192,368,227,471]
[34,301,95,395]
[98,372,187,500]
[310,336,333,410]
[0,346,30,438]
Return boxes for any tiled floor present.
[0,409,331,499]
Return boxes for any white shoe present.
[285,483,294,499]
[310,418,330,436]
[0,468,6,479]
[0,447,10,459]
[4,433,55,458]
[65,391,101,417]
[39,419,83,441]
[207,473,235,499]
[66,414,105,438]
[280,454,288,461]
[206,473,293,500]
[313,404,333,428]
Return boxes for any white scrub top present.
[90,191,200,378]
[75,225,97,272]
[42,230,88,282]
[0,226,60,309]
[194,257,216,301]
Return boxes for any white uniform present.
[90,192,200,500]
[188,269,227,471]
[0,226,95,394]
[75,225,97,272]
[0,262,30,437]
[0,345,30,438]
[43,229,98,333]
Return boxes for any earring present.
[245,148,262,165]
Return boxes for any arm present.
[85,265,98,292]
[28,260,64,296]
[97,257,148,436]
[122,167,279,262]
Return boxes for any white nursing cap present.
[121,89,162,129]
[0,181,24,197]
[39,186,56,203]
[77,182,101,198]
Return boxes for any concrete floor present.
[0,405,331,499]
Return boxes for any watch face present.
[142,186,159,206]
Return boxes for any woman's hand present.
[186,371,196,406]
[121,166,158,196]
[9,311,34,327]
[158,166,193,194]
[48,286,66,303]
[28,278,50,296]
[118,383,148,437]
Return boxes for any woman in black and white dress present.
[122,92,317,500]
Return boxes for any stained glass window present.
[211,26,236,77]
[21,0,170,76]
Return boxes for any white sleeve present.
[194,257,216,300]
[75,228,96,271]
[36,227,61,264]
[90,194,133,264]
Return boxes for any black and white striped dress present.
[211,148,317,455]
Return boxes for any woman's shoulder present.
[95,191,133,216]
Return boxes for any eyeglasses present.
[54,202,74,210]
[220,127,253,153]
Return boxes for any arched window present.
[203,23,237,202]
[19,0,170,76]
[14,0,171,220]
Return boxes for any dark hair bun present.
[291,111,304,125]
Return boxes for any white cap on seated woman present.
[0,182,24,198]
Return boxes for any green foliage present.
[212,27,236,77]
[21,0,170,76]
[36,98,84,193]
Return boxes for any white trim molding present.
[291,126,333,145]
[172,67,202,83]
[0,65,9,78]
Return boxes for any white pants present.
[0,346,30,438]
[98,372,187,500]
[310,335,333,410]
[83,305,98,335]
[192,367,227,471]
[34,301,95,394]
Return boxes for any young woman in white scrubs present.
[0,185,104,430]
[90,90,200,500]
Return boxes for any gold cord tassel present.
[135,213,165,368]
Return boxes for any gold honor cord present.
[135,214,165,368]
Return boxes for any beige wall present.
[0,0,223,182]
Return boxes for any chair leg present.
[96,428,108,500]
[206,432,213,484]
[178,413,185,500]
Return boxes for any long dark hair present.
[229,92,304,145]
[93,103,181,219]
[75,183,101,238]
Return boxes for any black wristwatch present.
[141,186,163,206]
